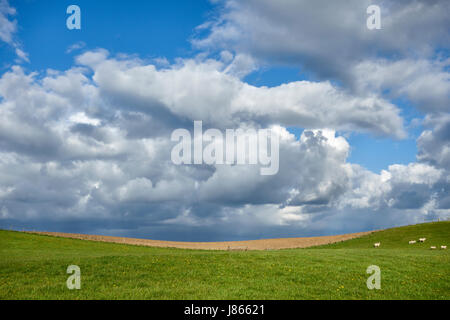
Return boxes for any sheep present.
[441,246,447,249]
[409,240,417,244]
[419,238,426,242]
[374,242,381,248]
[430,246,437,250]
[227,246,248,251]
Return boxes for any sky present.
[0,0,449,241]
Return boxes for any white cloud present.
[75,51,405,138]
[66,41,86,54]
[0,0,28,62]
[194,0,450,81]
[417,114,450,170]
[0,48,447,238]
[351,59,450,113]
[0,0,16,44]
[69,112,101,126]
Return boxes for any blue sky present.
[0,0,448,240]
[2,0,213,71]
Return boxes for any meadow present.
[1,222,449,300]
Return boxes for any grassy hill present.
[317,221,450,249]
[0,222,449,300]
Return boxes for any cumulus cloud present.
[75,50,405,138]
[417,114,450,170]
[0,51,447,240]
[194,0,450,81]
[351,58,450,113]
[193,0,450,122]
[0,0,448,240]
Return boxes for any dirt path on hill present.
[27,230,374,250]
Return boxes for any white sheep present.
[419,238,426,242]
[374,242,381,248]
[409,240,416,244]
[441,246,447,249]
[430,246,437,250]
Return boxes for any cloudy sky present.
[0,0,449,241]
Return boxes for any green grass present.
[1,222,449,300]
[316,221,450,249]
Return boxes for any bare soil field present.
[27,230,374,250]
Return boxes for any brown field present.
[27,230,375,250]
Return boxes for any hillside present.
[318,221,450,249]
[0,222,449,300]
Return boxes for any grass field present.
[1,222,449,300]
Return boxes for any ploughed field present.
[26,230,374,250]
[0,222,449,299]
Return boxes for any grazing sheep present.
[441,246,447,249]
[227,246,248,251]
[430,246,437,250]
[409,240,416,244]
[419,238,426,242]
[374,242,381,248]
